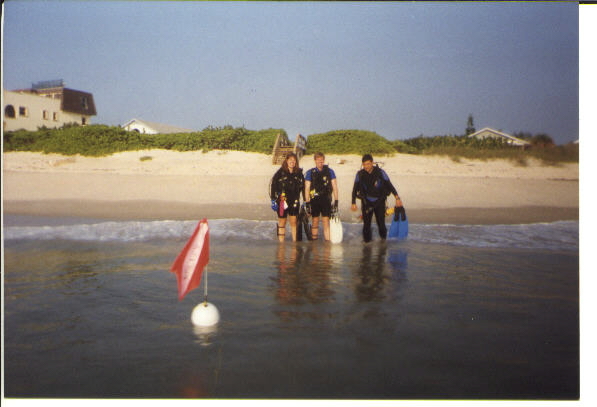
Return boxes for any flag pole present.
[203,266,208,306]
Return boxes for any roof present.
[468,127,530,146]
[122,118,194,134]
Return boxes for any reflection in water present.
[270,242,409,321]
[354,243,409,302]
[193,325,219,347]
[355,243,389,302]
[387,246,408,272]
[271,243,338,321]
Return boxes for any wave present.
[3,218,579,251]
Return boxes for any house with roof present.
[122,118,194,134]
[3,79,97,131]
[468,127,531,147]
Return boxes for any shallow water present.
[3,217,579,399]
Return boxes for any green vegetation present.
[3,124,283,156]
[305,130,396,155]
[3,124,578,165]
[399,134,578,164]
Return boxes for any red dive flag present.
[170,219,210,301]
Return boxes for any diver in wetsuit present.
[351,154,402,242]
[270,152,305,242]
[304,152,339,241]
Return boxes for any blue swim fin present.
[389,206,408,240]
[397,206,408,239]
[389,212,400,238]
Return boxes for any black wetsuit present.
[306,165,335,217]
[352,166,398,242]
[270,168,304,217]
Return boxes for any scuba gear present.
[270,167,304,202]
[332,200,339,217]
[361,202,388,242]
[388,205,408,240]
[270,164,305,242]
[269,167,304,218]
[395,206,407,222]
[351,157,402,242]
[308,165,333,199]
[330,201,343,243]
[354,165,395,203]
[299,204,313,241]
[278,193,287,217]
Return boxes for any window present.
[53,112,58,121]
[81,117,87,125]
[43,110,49,120]
[80,96,89,110]
[19,106,28,117]
[5,105,16,118]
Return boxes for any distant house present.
[3,79,97,131]
[468,127,531,147]
[122,118,194,134]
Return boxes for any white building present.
[3,80,97,131]
[468,127,531,147]
[122,118,194,134]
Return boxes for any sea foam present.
[3,218,579,251]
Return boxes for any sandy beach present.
[2,149,579,224]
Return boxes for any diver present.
[304,152,339,241]
[351,154,401,242]
[270,152,305,242]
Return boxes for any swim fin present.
[389,206,408,240]
[300,204,313,241]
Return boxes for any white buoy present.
[191,301,220,326]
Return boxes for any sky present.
[2,1,581,144]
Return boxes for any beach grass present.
[419,144,578,165]
[3,124,578,165]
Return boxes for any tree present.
[531,133,555,148]
[465,114,476,136]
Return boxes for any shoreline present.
[3,200,579,225]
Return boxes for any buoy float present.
[191,301,220,326]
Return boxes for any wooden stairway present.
[271,133,307,165]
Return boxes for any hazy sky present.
[3,1,580,143]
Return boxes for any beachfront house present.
[3,80,97,132]
[122,118,194,134]
[468,127,531,147]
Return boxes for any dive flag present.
[170,219,210,301]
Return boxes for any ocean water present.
[3,216,579,399]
